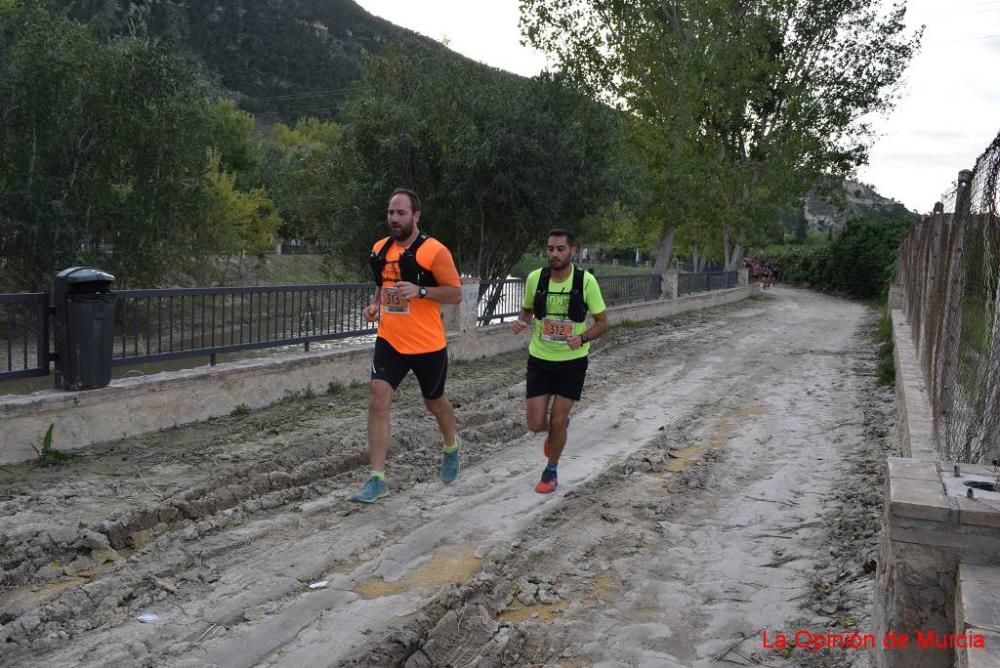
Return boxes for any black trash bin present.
[52,267,116,390]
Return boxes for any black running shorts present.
[525,354,589,401]
[371,337,449,399]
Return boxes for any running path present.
[13,287,882,667]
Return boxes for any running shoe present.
[350,475,389,503]
[441,440,460,484]
[534,468,558,494]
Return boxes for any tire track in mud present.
[0,292,878,668]
[352,293,893,668]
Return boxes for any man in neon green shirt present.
[511,229,608,493]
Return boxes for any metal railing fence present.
[112,284,377,367]
[3,265,745,383]
[0,293,49,380]
[679,271,739,295]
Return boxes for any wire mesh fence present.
[896,130,1000,464]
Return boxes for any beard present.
[389,220,414,241]
[548,257,569,270]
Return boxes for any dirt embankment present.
[0,288,897,667]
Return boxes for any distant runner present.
[511,229,608,493]
[351,188,463,503]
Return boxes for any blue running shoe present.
[350,475,389,503]
[441,439,460,484]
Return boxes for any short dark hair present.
[548,228,576,246]
[390,187,421,212]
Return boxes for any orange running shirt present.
[373,236,461,354]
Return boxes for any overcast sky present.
[354,0,1000,214]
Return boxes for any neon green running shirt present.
[522,266,606,362]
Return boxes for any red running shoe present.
[534,468,558,494]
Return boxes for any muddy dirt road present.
[0,287,897,667]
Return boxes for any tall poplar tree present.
[520,0,922,269]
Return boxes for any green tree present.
[338,46,619,288]
[202,151,281,273]
[0,1,217,288]
[520,0,922,272]
[208,99,262,177]
[259,117,349,247]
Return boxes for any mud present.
[0,287,897,667]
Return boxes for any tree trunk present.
[651,226,676,273]
[723,229,745,270]
[691,243,703,273]
[649,226,676,298]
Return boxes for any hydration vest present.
[533,265,589,322]
[369,234,439,287]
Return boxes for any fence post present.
[660,270,678,301]
[442,277,481,335]
[739,267,749,287]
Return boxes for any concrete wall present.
[890,306,936,459]
[0,278,753,465]
[875,286,1000,668]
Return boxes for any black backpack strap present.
[568,265,589,322]
[533,266,552,318]
[399,234,439,286]
[369,237,394,286]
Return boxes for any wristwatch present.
[418,286,428,298]
[581,334,590,344]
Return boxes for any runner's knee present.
[369,382,393,413]
[526,413,547,432]
[549,413,570,432]
[423,395,450,414]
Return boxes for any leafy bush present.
[758,215,914,300]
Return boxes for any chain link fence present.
[896,130,1000,463]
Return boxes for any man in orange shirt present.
[351,188,464,503]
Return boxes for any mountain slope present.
[804,179,916,231]
[60,0,491,121]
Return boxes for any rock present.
[80,530,110,551]
[517,587,537,606]
[64,556,97,576]
[537,588,561,605]
[35,564,64,580]
[17,615,41,633]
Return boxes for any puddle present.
[355,545,481,599]
[0,576,89,608]
[738,400,766,419]
[670,446,707,459]
[710,419,732,448]
[666,445,707,472]
[592,570,616,602]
